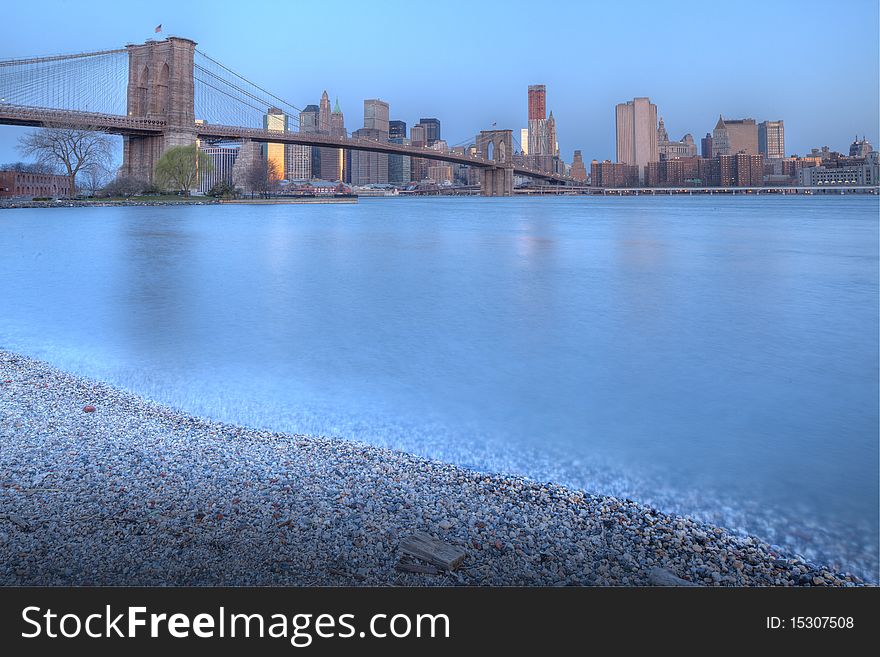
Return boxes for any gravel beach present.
[0,350,864,586]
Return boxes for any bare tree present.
[0,161,57,174]
[80,162,112,197]
[244,158,282,198]
[18,123,114,198]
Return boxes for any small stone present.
[812,576,826,586]
[438,520,453,530]
[732,560,744,570]
[692,544,703,553]
[82,405,96,413]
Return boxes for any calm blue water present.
[1,196,877,579]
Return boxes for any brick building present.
[0,170,72,198]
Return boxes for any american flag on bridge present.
[155,24,162,33]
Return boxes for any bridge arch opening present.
[152,63,169,115]
[486,141,494,161]
[135,65,149,116]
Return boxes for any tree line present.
[11,123,285,199]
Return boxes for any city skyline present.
[0,0,877,166]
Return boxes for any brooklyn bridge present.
[0,36,580,196]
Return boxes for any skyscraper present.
[324,97,346,181]
[263,107,287,179]
[350,99,390,185]
[701,133,713,159]
[410,124,428,182]
[528,84,546,120]
[364,99,390,134]
[389,120,407,141]
[299,104,320,180]
[570,150,587,181]
[388,120,410,185]
[520,128,529,154]
[418,118,441,145]
[758,120,785,159]
[712,116,758,157]
[615,97,658,182]
[319,91,331,133]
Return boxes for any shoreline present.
[0,197,357,210]
[0,349,866,586]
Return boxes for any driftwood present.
[0,513,31,531]
[400,532,466,571]
[648,567,698,587]
[396,561,443,575]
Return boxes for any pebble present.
[0,350,868,587]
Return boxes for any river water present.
[1,196,877,580]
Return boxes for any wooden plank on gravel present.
[400,532,466,571]
[396,561,442,575]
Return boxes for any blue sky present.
[1,0,878,165]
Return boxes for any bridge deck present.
[0,104,576,184]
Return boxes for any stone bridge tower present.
[475,129,514,196]
[121,37,197,182]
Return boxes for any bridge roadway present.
[0,104,576,185]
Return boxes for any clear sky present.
[1,0,878,165]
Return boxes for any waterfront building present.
[701,133,713,159]
[758,120,785,159]
[520,128,529,154]
[0,169,71,198]
[198,145,238,192]
[590,159,639,188]
[712,116,758,156]
[798,152,879,186]
[615,97,658,182]
[570,150,587,181]
[427,164,453,183]
[263,107,287,179]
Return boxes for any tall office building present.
[350,128,388,185]
[263,107,288,179]
[364,99,390,134]
[388,120,410,185]
[701,133,713,159]
[327,97,346,181]
[520,128,529,154]
[615,97,658,182]
[350,99,390,185]
[570,150,587,181]
[319,91,331,133]
[547,111,558,156]
[712,116,758,157]
[410,124,428,182]
[389,120,407,141]
[528,84,546,120]
[199,145,238,193]
[418,118,441,145]
[298,104,319,180]
[758,120,785,159]
[286,144,311,180]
